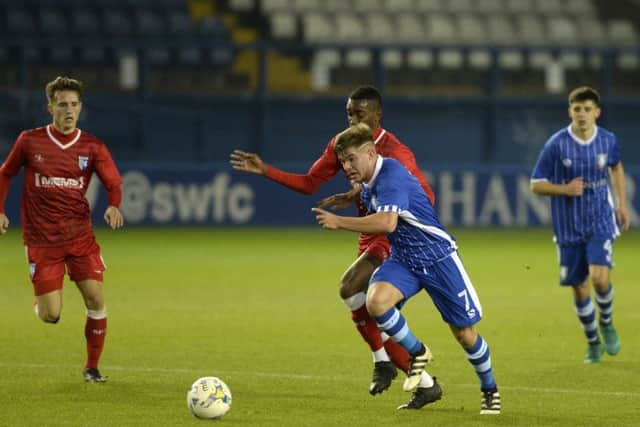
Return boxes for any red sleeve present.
[386,142,436,205]
[0,133,27,213]
[263,139,342,195]
[94,144,122,207]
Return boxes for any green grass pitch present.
[1,227,639,426]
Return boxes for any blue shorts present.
[370,252,483,327]
[557,236,614,286]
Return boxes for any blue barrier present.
[3,164,638,228]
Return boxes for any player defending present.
[313,123,500,414]
[530,86,630,363]
[0,76,124,382]
[230,86,437,398]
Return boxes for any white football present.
[187,376,232,419]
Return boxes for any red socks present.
[352,305,384,352]
[85,316,107,369]
[383,337,410,372]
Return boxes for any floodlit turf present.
[1,227,639,426]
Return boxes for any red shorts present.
[25,234,106,296]
[358,234,391,263]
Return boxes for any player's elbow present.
[378,213,398,233]
[530,182,542,194]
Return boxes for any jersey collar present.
[363,155,384,189]
[373,127,386,145]
[567,124,598,145]
[46,124,82,150]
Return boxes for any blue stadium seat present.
[6,6,37,34]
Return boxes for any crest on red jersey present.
[78,156,89,171]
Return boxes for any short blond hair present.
[45,76,83,103]
[333,123,374,158]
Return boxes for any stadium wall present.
[3,164,639,227]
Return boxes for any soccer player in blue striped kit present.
[313,123,500,414]
[530,86,630,363]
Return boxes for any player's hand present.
[318,184,361,210]
[0,213,9,235]
[565,177,584,196]
[312,207,341,230]
[104,206,124,230]
[229,150,268,175]
[616,205,631,232]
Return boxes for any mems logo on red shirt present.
[34,173,85,189]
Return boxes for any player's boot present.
[397,377,442,410]
[601,324,621,355]
[402,346,433,392]
[83,367,107,383]
[480,388,501,415]
[583,342,605,364]
[369,361,397,395]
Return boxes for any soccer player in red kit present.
[231,86,439,400]
[0,76,124,382]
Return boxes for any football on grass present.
[187,376,232,419]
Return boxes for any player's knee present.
[339,276,368,300]
[365,292,386,317]
[40,312,60,324]
[590,274,608,289]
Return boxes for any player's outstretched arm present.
[0,213,9,235]
[104,206,124,230]
[229,150,268,175]
[312,208,397,234]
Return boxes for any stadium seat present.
[38,8,67,35]
[323,0,353,12]
[414,0,443,13]
[310,48,341,89]
[446,0,474,13]
[364,13,395,44]
[456,14,488,45]
[269,11,298,40]
[505,0,534,14]
[424,13,457,44]
[167,9,196,36]
[576,16,606,45]
[475,0,505,14]
[382,49,404,69]
[486,15,518,45]
[607,20,638,46]
[71,8,102,36]
[262,0,290,13]
[6,6,36,34]
[102,9,134,36]
[335,13,366,43]
[384,0,415,13]
[228,0,256,12]
[291,0,321,13]
[468,49,492,70]
[395,13,426,43]
[515,15,547,44]
[302,12,334,43]
[546,16,579,45]
[135,9,167,36]
[565,0,596,16]
[352,0,384,12]
[535,0,564,15]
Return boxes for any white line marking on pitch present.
[0,362,637,398]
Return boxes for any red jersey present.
[264,126,435,214]
[0,125,122,246]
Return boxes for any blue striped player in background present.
[530,86,631,364]
[312,123,500,414]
